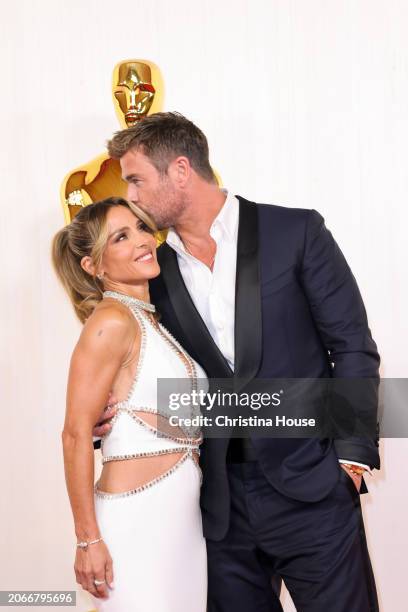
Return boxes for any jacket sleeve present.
[300,209,380,469]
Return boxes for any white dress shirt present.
[166,190,369,472]
[166,190,238,370]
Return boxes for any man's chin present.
[156,222,170,231]
[141,208,170,231]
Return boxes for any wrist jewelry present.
[76,537,103,550]
[342,463,366,476]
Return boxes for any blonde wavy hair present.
[52,197,157,323]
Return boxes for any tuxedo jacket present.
[150,196,380,541]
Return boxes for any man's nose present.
[127,183,138,202]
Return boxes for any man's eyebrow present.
[123,173,139,182]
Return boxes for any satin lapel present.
[234,197,262,390]
[157,243,233,378]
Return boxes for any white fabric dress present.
[93,291,208,612]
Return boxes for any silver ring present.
[94,579,106,586]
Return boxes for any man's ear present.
[81,256,97,277]
[168,156,191,187]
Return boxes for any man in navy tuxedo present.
[95,112,380,611]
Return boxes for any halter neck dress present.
[93,291,207,612]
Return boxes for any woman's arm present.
[62,303,137,597]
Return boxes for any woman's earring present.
[97,273,104,280]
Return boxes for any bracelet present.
[342,463,366,476]
[76,537,103,550]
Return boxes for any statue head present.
[112,60,164,128]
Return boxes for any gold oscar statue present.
[60,59,164,224]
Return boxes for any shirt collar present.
[166,189,239,254]
[211,189,239,242]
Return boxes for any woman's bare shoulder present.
[76,299,139,357]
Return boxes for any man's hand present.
[92,394,118,438]
[340,463,363,492]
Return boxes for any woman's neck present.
[102,281,151,303]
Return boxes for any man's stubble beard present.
[151,182,191,230]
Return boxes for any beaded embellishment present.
[102,446,199,464]
[98,291,204,497]
[103,290,156,313]
[123,408,202,445]
[95,450,201,499]
[102,407,202,451]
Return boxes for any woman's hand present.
[75,540,114,599]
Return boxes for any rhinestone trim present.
[103,290,156,313]
[120,406,203,446]
[102,446,199,464]
[134,304,199,397]
[101,407,202,460]
[117,403,201,439]
[102,290,199,402]
[155,321,198,395]
[96,292,204,496]
[122,309,147,404]
[113,403,170,420]
[100,308,147,452]
[95,450,200,499]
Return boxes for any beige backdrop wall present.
[1,1,407,610]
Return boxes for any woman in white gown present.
[52,197,207,611]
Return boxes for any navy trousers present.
[207,462,378,612]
